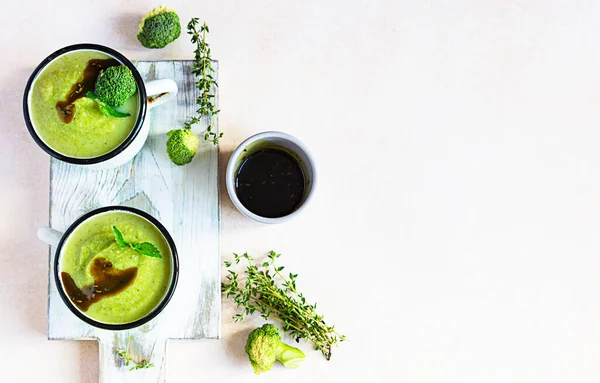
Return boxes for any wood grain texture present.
[48,60,220,382]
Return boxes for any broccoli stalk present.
[166,129,199,166]
[274,342,306,369]
[245,324,306,375]
[137,6,181,49]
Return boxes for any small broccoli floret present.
[137,6,181,49]
[94,66,137,107]
[166,129,199,165]
[245,324,306,375]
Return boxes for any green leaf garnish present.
[131,242,162,258]
[112,225,162,259]
[86,91,131,118]
[112,226,128,247]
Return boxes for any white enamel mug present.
[37,206,180,331]
[23,43,178,170]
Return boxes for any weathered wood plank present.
[48,60,221,382]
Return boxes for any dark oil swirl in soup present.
[55,58,120,123]
[61,257,137,312]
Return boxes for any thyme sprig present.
[116,336,155,371]
[131,360,154,371]
[185,18,222,145]
[222,251,346,360]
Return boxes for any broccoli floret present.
[137,6,181,49]
[166,129,199,165]
[245,324,306,375]
[94,66,137,107]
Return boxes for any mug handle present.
[38,227,64,247]
[145,79,178,110]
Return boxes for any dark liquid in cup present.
[235,148,305,218]
[56,58,120,123]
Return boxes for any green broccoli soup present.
[60,211,172,324]
[29,50,139,158]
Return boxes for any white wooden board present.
[48,60,221,382]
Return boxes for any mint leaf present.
[103,105,131,118]
[112,226,129,247]
[131,242,162,259]
[86,91,131,118]
[112,225,162,259]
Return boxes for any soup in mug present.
[28,50,139,158]
[60,211,172,324]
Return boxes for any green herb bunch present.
[222,251,345,360]
[185,18,222,145]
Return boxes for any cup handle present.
[37,227,64,247]
[145,79,178,110]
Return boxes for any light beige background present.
[2,0,600,382]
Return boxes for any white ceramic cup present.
[23,43,178,170]
[225,131,317,224]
